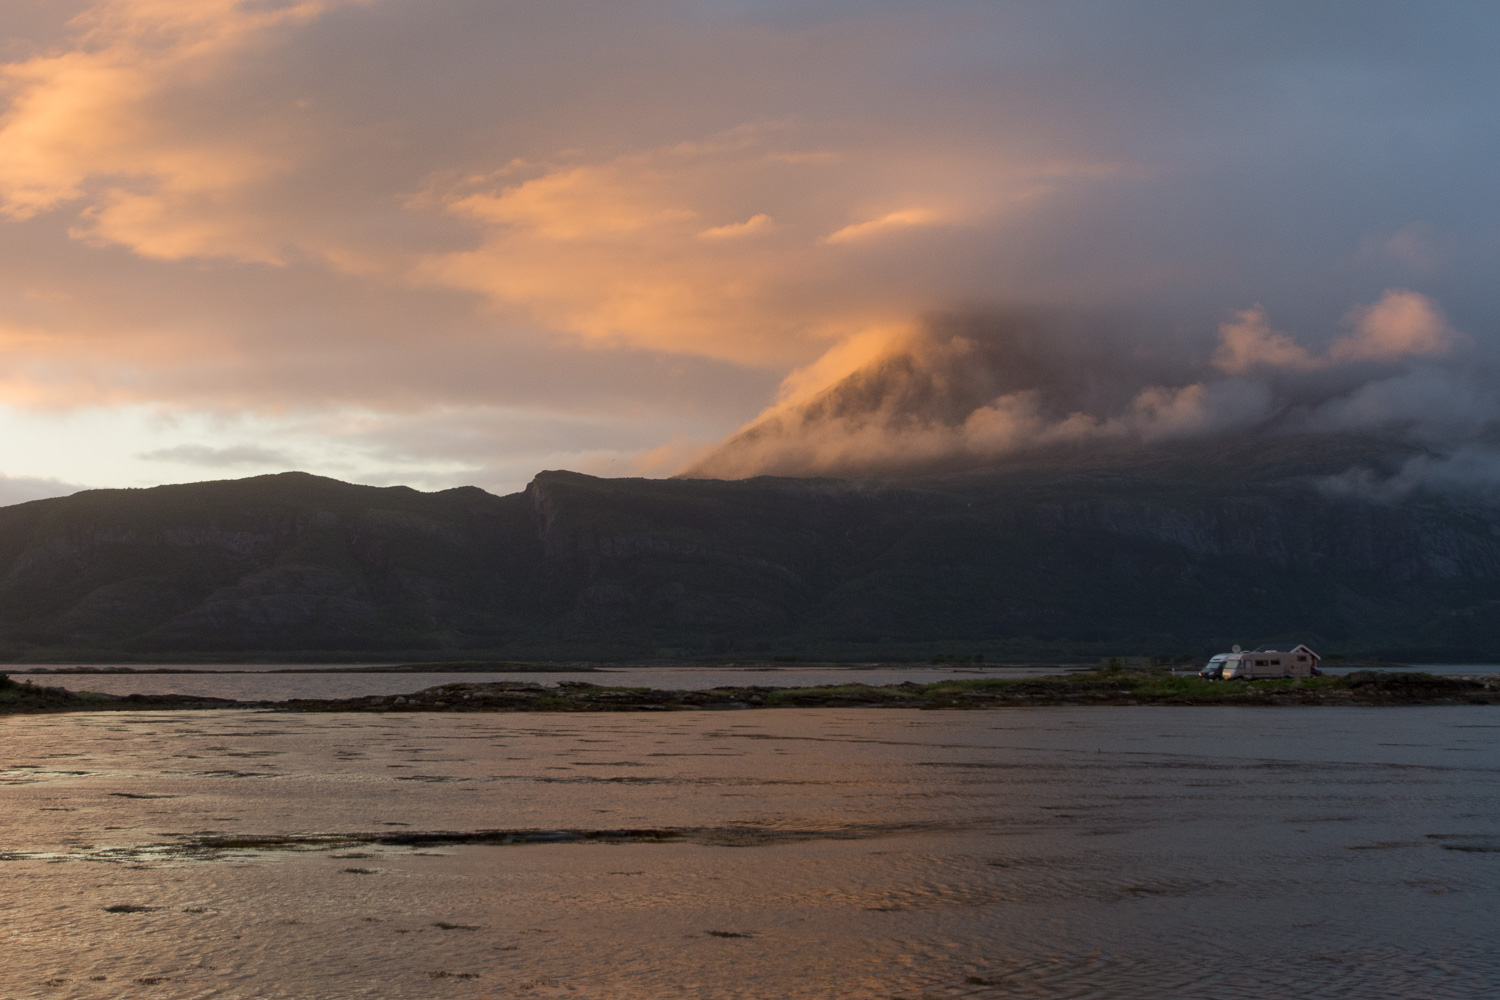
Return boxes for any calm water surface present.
[1,707,1497,998]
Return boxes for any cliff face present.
[3,438,1500,661]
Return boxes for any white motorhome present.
[1205,644,1320,680]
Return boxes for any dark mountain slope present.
[3,437,1499,661]
[0,473,546,655]
[528,437,1500,659]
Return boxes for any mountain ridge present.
[3,436,1498,662]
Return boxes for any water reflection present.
[1,707,1497,997]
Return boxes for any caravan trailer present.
[1205,644,1320,680]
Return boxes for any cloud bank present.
[683,291,1494,482]
[0,2,1497,493]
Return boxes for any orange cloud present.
[1331,289,1453,362]
[1211,305,1316,373]
[0,320,210,407]
[416,129,1095,367]
[698,213,773,240]
[1214,292,1452,375]
[821,208,940,245]
[1,3,1131,388]
[417,137,885,364]
[0,0,357,262]
[448,164,699,240]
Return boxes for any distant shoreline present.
[6,658,1436,675]
[3,669,1497,714]
[7,661,604,675]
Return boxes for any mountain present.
[2,435,1499,662]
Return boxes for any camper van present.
[1203,644,1320,680]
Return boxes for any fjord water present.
[2,708,1497,999]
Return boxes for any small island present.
[3,668,1496,715]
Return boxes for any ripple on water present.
[0,706,1497,998]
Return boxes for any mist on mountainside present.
[683,291,1500,496]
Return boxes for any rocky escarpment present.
[2,436,1500,661]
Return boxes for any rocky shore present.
[0,675,242,713]
[4,669,1498,715]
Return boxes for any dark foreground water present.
[1,707,1497,999]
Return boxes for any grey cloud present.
[340,411,688,466]
[1300,365,1500,442]
[1317,446,1500,503]
[0,473,88,507]
[138,444,297,467]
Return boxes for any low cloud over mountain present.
[684,290,1499,494]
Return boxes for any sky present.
[1,0,1497,503]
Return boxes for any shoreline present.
[3,669,1497,715]
[5,658,1424,675]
